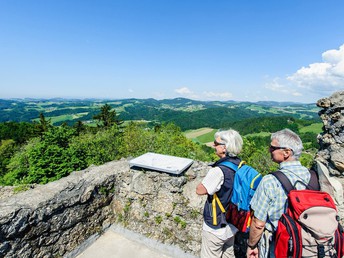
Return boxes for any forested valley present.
[0,99,322,188]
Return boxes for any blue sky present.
[0,0,343,103]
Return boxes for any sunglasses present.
[269,145,293,152]
[214,140,225,146]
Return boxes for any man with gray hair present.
[246,129,310,258]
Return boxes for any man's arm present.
[196,183,208,195]
[248,215,266,246]
[246,215,266,258]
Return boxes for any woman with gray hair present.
[196,129,243,258]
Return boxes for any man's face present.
[269,138,287,163]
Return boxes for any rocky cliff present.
[316,90,344,176]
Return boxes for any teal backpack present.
[221,161,262,232]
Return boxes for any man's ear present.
[283,149,292,159]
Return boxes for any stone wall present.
[0,162,121,257]
[0,159,208,257]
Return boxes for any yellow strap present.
[212,196,217,225]
[212,193,226,225]
[215,194,226,212]
[238,160,246,168]
[250,173,261,189]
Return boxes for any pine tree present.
[93,104,122,128]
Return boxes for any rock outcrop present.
[316,90,344,176]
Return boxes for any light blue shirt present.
[250,161,311,231]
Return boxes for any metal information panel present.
[129,152,194,175]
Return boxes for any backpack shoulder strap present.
[270,170,294,194]
[271,169,320,194]
[219,161,238,172]
[308,169,320,191]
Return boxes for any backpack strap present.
[212,193,226,226]
[212,160,244,226]
[271,171,294,194]
[219,161,239,171]
[271,169,320,194]
[308,169,320,191]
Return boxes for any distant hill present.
[0,98,320,130]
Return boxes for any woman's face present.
[213,137,226,158]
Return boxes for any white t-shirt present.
[201,166,238,240]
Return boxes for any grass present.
[244,131,271,137]
[184,127,214,138]
[184,128,218,145]
[245,105,268,114]
[299,123,322,134]
[196,129,217,144]
[32,112,90,125]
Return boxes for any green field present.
[184,128,213,138]
[184,128,217,144]
[33,113,89,125]
[299,123,322,133]
[244,131,271,137]
[196,129,217,144]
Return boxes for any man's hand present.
[246,247,258,258]
[246,215,265,258]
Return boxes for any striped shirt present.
[250,161,311,232]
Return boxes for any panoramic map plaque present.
[129,152,194,175]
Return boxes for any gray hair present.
[271,128,303,159]
[214,129,243,157]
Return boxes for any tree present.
[69,125,123,166]
[2,127,86,185]
[93,104,122,128]
[2,138,38,185]
[36,113,52,136]
[0,139,18,178]
[25,126,86,184]
[0,121,37,144]
[73,120,86,135]
[119,122,211,161]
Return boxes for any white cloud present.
[128,89,134,93]
[265,77,302,96]
[175,87,192,95]
[174,87,200,99]
[287,44,344,92]
[202,91,233,100]
[174,87,233,100]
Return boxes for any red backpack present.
[271,170,344,258]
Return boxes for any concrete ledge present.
[71,224,198,258]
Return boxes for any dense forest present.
[0,100,321,187]
[0,98,319,130]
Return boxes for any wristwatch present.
[247,239,258,249]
